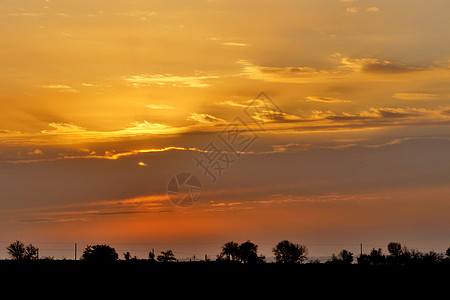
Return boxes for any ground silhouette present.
[4,240,450,266]
[1,240,449,296]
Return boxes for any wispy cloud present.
[40,84,78,93]
[238,54,435,84]
[393,93,437,100]
[117,10,157,21]
[81,83,97,87]
[220,99,266,108]
[41,121,177,137]
[305,96,351,103]
[0,121,182,148]
[222,42,248,47]
[346,7,360,13]
[8,12,44,17]
[146,104,176,110]
[251,110,302,123]
[267,137,450,153]
[124,74,218,88]
[11,194,170,224]
[42,122,86,134]
[366,6,379,12]
[187,113,226,124]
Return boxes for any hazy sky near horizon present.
[0,0,449,258]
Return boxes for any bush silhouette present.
[123,251,137,260]
[81,244,119,262]
[328,249,354,264]
[157,250,176,262]
[357,248,385,266]
[148,250,156,261]
[6,241,39,260]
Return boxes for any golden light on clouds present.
[0,0,449,256]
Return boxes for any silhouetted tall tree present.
[157,250,176,262]
[219,241,240,261]
[81,245,119,262]
[272,240,308,263]
[387,242,403,257]
[387,242,411,265]
[238,240,265,263]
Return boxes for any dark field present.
[1,260,448,295]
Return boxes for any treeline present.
[5,240,450,265]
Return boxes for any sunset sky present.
[0,0,449,259]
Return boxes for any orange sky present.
[0,0,449,259]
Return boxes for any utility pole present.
[74,243,77,260]
[360,243,363,256]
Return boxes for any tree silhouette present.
[6,241,39,260]
[123,251,137,260]
[7,241,25,260]
[219,241,240,261]
[445,246,450,259]
[81,244,119,262]
[358,248,385,266]
[24,244,39,260]
[403,248,423,264]
[387,242,413,265]
[238,240,265,263]
[272,240,308,263]
[157,250,176,262]
[148,250,156,262]
[387,242,403,257]
[328,249,354,264]
[421,251,444,265]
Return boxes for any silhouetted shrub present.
[157,250,176,262]
[123,251,137,260]
[327,249,354,264]
[81,244,119,262]
[148,250,156,262]
[421,251,444,265]
[6,240,39,260]
[358,248,386,266]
